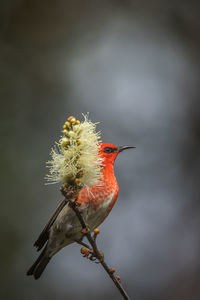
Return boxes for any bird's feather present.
[34,198,68,251]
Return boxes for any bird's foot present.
[80,247,95,260]
[80,247,104,262]
[81,223,90,235]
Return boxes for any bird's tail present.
[26,246,51,280]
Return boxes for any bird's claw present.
[89,254,97,261]
[80,248,96,260]
[80,247,104,262]
[81,224,90,235]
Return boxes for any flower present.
[45,115,103,189]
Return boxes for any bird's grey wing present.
[34,198,68,251]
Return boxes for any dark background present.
[1,1,200,299]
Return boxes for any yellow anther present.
[62,137,69,143]
[75,178,79,184]
[62,129,67,135]
[69,131,75,137]
[61,138,69,150]
[70,117,76,124]
[65,121,70,128]
[67,116,75,122]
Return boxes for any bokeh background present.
[1,1,200,299]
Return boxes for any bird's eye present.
[103,147,117,153]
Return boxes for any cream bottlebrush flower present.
[46,115,104,189]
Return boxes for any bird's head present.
[99,143,135,165]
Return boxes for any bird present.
[27,143,134,279]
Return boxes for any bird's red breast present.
[77,143,120,226]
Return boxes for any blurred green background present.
[1,1,200,299]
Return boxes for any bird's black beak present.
[118,146,136,153]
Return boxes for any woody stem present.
[61,187,131,300]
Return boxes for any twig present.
[61,187,131,300]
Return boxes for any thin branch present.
[61,187,131,300]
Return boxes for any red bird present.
[27,143,134,279]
